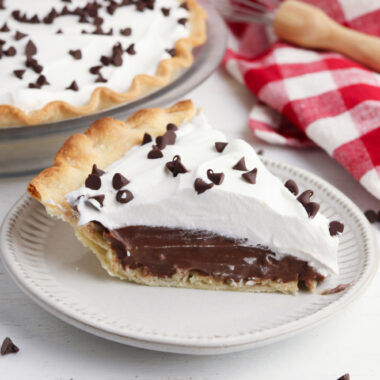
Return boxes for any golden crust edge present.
[0,0,206,128]
[27,99,196,219]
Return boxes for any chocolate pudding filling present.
[98,225,325,286]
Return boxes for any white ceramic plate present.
[1,159,378,355]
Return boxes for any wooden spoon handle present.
[274,0,380,72]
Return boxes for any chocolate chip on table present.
[88,194,105,207]
[91,164,105,176]
[66,80,79,91]
[69,49,82,60]
[15,31,27,41]
[215,142,228,153]
[166,123,178,131]
[166,155,188,177]
[284,179,299,195]
[364,209,377,224]
[337,374,350,380]
[126,43,136,55]
[85,174,101,190]
[161,7,170,16]
[297,190,313,205]
[329,221,344,236]
[120,27,132,36]
[147,145,163,159]
[194,178,214,194]
[242,168,257,184]
[116,189,134,204]
[304,202,320,218]
[207,169,224,185]
[166,48,176,57]
[232,157,247,171]
[14,70,25,79]
[112,173,130,190]
[1,337,19,356]
[141,133,152,145]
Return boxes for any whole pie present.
[28,100,344,294]
[0,0,206,127]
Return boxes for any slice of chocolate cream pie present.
[28,100,344,294]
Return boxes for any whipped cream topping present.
[66,112,340,276]
[0,0,189,112]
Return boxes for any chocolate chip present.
[112,173,130,190]
[257,149,264,156]
[14,70,25,79]
[5,47,16,56]
[180,2,189,10]
[215,142,228,153]
[194,178,214,194]
[100,55,111,66]
[92,164,105,176]
[297,190,313,205]
[120,27,132,36]
[112,53,123,67]
[164,130,176,145]
[56,29,63,34]
[284,179,299,196]
[147,145,163,159]
[0,22,9,32]
[329,221,344,236]
[95,73,107,83]
[207,169,224,185]
[89,194,105,208]
[167,123,178,131]
[69,49,82,60]
[242,168,257,184]
[166,48,176,57]
[1,338,19,356]
[141,133,153,145]
[178,18,187,25]
[304,202,320,218]
[161,7,170,16]
[116,189,134,204]
[93,17,104,26]
[90,65,102,74]
[364,209,377,224]
[15,31,27,41]
[126,43,136,55]
[66,80,79,91]
[85,174,101,190]
[337,374,350,380]
[28,83,41,89]
[156,135,168,150]
[25,40,37,57]
[36,75,49,86]
[26,58,43,74]
[166,155,188,177]
[30,15,40,23]
[232,157,247,171]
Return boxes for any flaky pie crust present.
[28,100,311,294]
[1,0,206,128]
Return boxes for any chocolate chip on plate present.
[215,142,228,153]
[1,338,19,356]
[242,168,257,184]
[116,189,134,204]
[207,169,224,185]
[194,178,214,194]
[329,221,344,236]
[112,173,130,190]
[232,157,247,171]
[284,179,299,195]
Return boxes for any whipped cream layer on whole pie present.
[28,101,344,294]
[0,0,205,127]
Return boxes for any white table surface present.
[0,69,379,380]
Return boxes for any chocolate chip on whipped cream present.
[116,189,134,204]
[166,123,178,131]
[194,178,214,194]
[232,157,247,171]
[147,145,163,159]
[66,80,79,91]
[112,173,130,190]
[85,174,101,190]
[69,49,82,60]
[126,43,136,55]
[13,69,25,79]
[242,168,257,184]
[329,221,344,236]
[215,142,227,153]
[141,133,153,145]
[297,190,313,205]
[91,164,105,176]
[88,194,105,208]
[304,202,320,219]
[166,155,188,177]
[120,27,132,36]
[14,31,27,41]
[166,48,176,57]
[284,179,299,195]
[207,169,224,185]
[161,7,170,16]
[156,135,168,150]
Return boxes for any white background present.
[0,70,379,379]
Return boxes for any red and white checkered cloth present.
[223,0,380,200]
